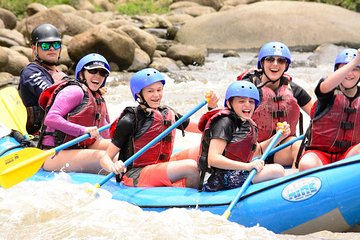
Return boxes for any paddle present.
[222,127,284,219]
[0,86,29,138]
[0,124,111,189]
[95,99,209,188]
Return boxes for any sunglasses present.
[39,41,61,51]
[87,68,109,77]
[264,56,287,65]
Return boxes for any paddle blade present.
[0,86,28,136]
[0,148,54,188]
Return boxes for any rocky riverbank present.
[0,0,359,86]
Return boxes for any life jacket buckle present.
[340,121,354,130]
[272,110,287,118]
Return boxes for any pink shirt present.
[42,85,86,146]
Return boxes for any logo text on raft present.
[282,177,321,202]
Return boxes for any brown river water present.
[1,46,360,239]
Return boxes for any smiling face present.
[83,68,107,91]
[227,96,256,120]
[138,81,164,109]
[338,63,360,89]
[262,56,288,82]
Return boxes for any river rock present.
[176,1,360,50]
[0,8,17,29]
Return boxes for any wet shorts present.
[122,162,186,187]
[203,169,250,192]
[302,145,356,165]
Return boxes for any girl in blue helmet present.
[39,53,119,174]
[237,41,314,168]
[100,68,218,188]
[197,81,288,191]
[299,48,360,171]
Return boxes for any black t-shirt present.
[289,81,312,107]
[111,106,190,149]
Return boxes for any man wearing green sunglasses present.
[18,23,68,136]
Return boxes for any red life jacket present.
[39,79,110,148]
[237,69,299,142]
[199,108,258,164]
[111,106,176,168]
[308,90,360,153]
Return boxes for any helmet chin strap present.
[258,68,282,88]
[137,93,153,113]
[340,81,359,91]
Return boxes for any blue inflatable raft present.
[2,136,360,235]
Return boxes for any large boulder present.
[67,25,136,70]
[0,8,17,29]
[176,1,360,50]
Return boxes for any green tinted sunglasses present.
[39,41,61,51]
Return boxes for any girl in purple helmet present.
[100,68,218,188]
[197,81,288,191]
[299,48,360,171]
[237,41,314,168]
[39,53,120,174]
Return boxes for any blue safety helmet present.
[224,81,260,107]
[257,41,291,71]
[75,53,110,87]
[130,68,166,101]
[334,48,360,71]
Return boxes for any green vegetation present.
[308,0,360,12]
[0,0,359,19]
[115,0,172,16]
[0,0,77,17]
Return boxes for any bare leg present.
[273,136,302,168]
[43,139,109,174]
[166,159,199,188]
[298,152,323,172]
[252,164,285,183]
[170,145,200,163]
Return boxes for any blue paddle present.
[222,128,284,219]
[95,99,209,188]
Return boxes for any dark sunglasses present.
[87,68,109,77]
[264,56,287,65]
[40,41,61,51]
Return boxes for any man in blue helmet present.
[299,48,360,171]
[237,41,314,168]
[18,23,68,135]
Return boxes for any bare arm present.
[208,138,261,171]
[320,48,360,94]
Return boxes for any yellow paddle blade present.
[0,86,28,136]
[0,147,55,189]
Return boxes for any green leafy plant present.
[115,0,172,15]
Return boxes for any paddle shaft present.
[53,124,110,153]
[223,129,283,219]
[1,123,111,176]
[96,99,208,187]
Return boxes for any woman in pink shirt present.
[39,53,124,174]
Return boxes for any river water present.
[1,45,360,239]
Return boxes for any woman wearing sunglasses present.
[38,53,122,174]
[18,23,68,135]
[237,42,314,169]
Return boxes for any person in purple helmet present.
[100,68,218,188]
[237,41,314,168]
[38,53,121,174]
[197,81,288,191]
[299,48,360,171]
[18,23,68,135]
